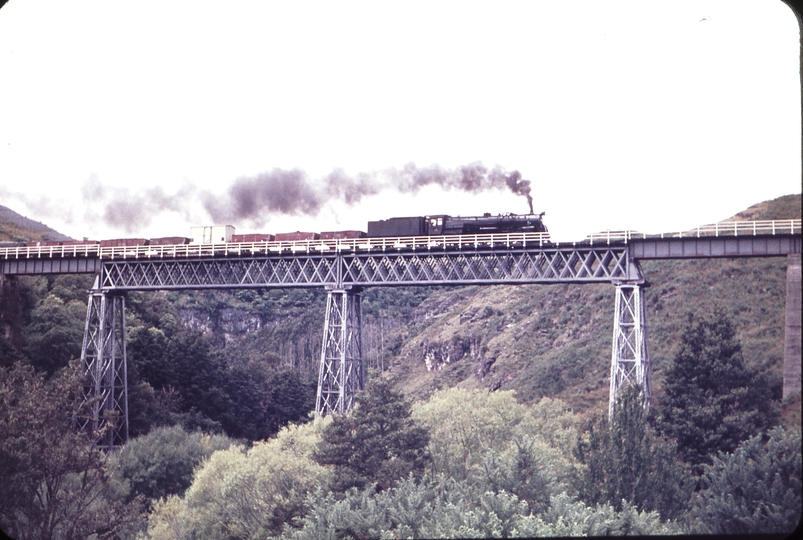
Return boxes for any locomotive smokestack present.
[488,168,533,214]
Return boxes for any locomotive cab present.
[425,215,448,235]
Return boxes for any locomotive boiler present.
[366,212,547,237]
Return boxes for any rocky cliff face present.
[178,307,262,345]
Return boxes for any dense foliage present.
[689,426,802,535]
[146,420,332,539]
[112,425,236,505]
[0,362,144,539]
[282,476,679,539]
[411,388,577,513]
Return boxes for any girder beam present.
[629,235,800,259]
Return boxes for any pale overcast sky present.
[0,0,800,242]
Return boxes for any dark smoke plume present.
[202,168,386,225]
[203,169,321,224]
[203,162,535,226]
[64,163,534,233]
[489,168,533,214]
[381,163,533,214]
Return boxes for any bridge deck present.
[1,220,799,281]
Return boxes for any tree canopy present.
[656,310,778,473]
[574,385,692,520]
[314,378,431,492]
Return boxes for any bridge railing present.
[585,219,801,245]
[2,219,800,260]
[0,232,553,260]
[95,232,554,259]
[0,242,101,260]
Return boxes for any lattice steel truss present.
[78,291,129,450]
[342,248,631,285]
[98,247,632,290]
[609,280,652,417]
[78,245,653,426]
[101,256,338,289]
[316,288,365,415]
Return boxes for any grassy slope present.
[385,194,801,422]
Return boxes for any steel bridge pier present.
[609,282,653,416]
[316,287,365,416]
[78,287,129,451]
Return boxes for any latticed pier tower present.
[316,287,365,415]
[77,286,129,449]
[609,279,653,417]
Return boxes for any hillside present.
[0,205,72,242]
[382,194,801,420]
[724,193,801,222]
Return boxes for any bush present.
[411,388,577,490]
[113,425,235,504]
[315,379,431,492]
[689,426,802,535]
[146,419,332,539]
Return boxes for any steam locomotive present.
[366,212,547,237]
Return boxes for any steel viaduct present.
[1,219,800,450]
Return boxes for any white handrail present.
[584,219,801,245]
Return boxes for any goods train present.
[14,212,548,249]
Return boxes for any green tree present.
[512,492,681,537]
[47,274,94,305]
[314,378,431,492]
[222,364,315,440]
[574,385,692,520]
[126,321,315,441]
[0,333,23,368]
[0,361,144,539]
[127,326,171,391]
[656,310,778,474]
[112,425,235,504]
[22,294,85,376]
[688,426,802,535]
[479,435,566,515]
[411,388,577,490]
